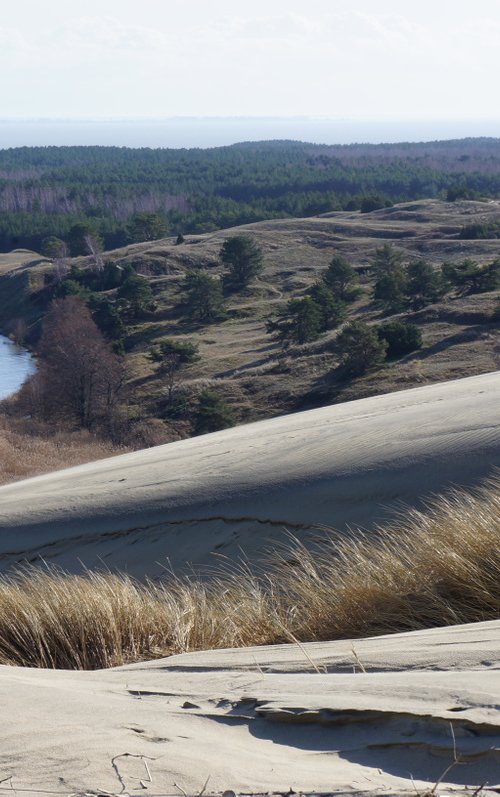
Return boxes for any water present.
[0,336,35,400]
[0,117,499,149]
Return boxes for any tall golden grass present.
[0,477,498,670]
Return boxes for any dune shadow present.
[216,709,500,786]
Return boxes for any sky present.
[0,0,499,121]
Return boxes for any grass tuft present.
[0,477,498,670]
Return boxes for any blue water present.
[0,117,499,149]
[0,336,35,400]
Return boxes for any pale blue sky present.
[1,0,498,121]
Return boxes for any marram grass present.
[0,477,498,670]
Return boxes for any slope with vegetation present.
[0,197,498,480]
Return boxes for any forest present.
[1,138,500,252]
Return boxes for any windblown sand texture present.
[0,373,499,792]
[0,371,498,576]
[0,621,499,794]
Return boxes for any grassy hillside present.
[0,198,498,454]
[74,198,500,427]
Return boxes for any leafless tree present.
[84,233,104,271]
[53,241,70,283]
[158,352,182,405]
[31,296,125,433]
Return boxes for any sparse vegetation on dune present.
[2,200,499,463]
[0,477,498,670]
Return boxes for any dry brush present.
[0,476,498,669]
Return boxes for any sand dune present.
[0,371,499,576]
[1,620,499,794]
[0,373,499,793]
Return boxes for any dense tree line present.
[2,139,500,251]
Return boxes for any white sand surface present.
[0,620,499,794]
[0,371,499,576]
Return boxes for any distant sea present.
[0,117,499,149]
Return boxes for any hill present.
[0,370,497,577]
[4,197,499,435]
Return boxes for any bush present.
[446,185,479,202]
[374,273,407,312]
[336,321,387,375]
[308,282,347,330]
[360,194,392,213]
[441,258,500,294]
[377,321,423,358]
[194,389,235,435]
[152,338,200,363]
[371,244,404,276]
[323,255,359,301]
[267,297,324,345]
[182,270,226,323]
[459,221,500,240]
[117,273,155,318]
[406,259,444,308]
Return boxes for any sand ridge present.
[0,371,498,576]
[0,621,499,794]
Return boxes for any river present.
[0,336,36,400]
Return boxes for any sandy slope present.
[0,620,499,794]
[0,371,499,576]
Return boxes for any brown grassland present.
[0,416,127,486]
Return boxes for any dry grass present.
[0,477,498,670]
[0,416,126,485]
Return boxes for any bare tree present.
[32,297,125,432]
[53,241,70,283]
[84,233,104,271]
[158,352,182,405]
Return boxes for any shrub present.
[446,185,479,202]
[267,296,324,345]
[182,270,226,323]
[374,272,407,312]
[117,273,155,318]
[323,255,360,302]
[459,221,500,240]
[153,338,200,363]
[194,389,235,435]
[308,282,347,330]
[336,320,387,375]
[441,258,500,294]
[377,321,423,358]
[371,244,404,276]
[360,194,392,213]
[406,259,444,308]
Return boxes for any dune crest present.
[0,371,498,576]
